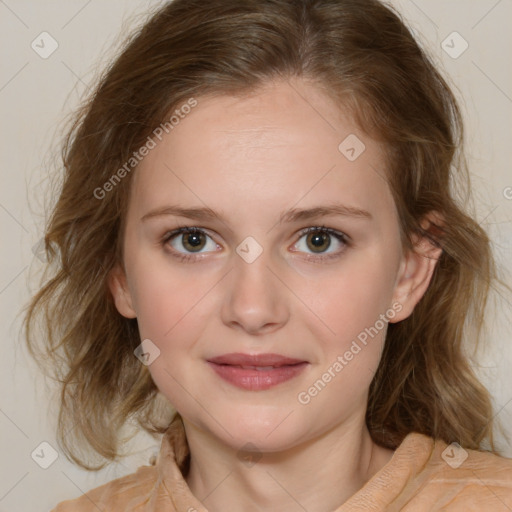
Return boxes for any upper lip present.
[207,353,307,367]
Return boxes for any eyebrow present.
[141,204,372,223]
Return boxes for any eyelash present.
[160,225,350,263]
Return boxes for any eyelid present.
[162,226,218,243]
[161,226,220,250]
[161,225,350,262]
[290,225,350,261]
[295,225,350,242]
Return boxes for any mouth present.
[206,353,309,391]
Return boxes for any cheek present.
[294,260,394,415]
[298,248,399,352]
[129,257,213,340]
[132,271,211,410]
[127,258,217,397]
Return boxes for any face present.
[109,78,437,452]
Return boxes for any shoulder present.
[406,434,512,510]
[353,433,512,511]
[51,464,161,512]
[431,443,512,502]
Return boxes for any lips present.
[207,353,308,391]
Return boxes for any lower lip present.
[207,362,309,391]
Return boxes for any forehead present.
[128,79,394,225]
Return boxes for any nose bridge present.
[220,237,288,334]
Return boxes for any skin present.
[109,77,441,511]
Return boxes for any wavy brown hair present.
[23,0,504,469]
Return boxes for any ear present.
[390,212,443,323]
[107,264,137,319]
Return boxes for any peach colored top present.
[52,416,512,511]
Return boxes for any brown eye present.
[305,231,331,253]
[163,227,219,258]
[292,226,349,260]
[181,231,206,252]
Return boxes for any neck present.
[183,415,393,512]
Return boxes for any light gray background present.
[1,1,511,511]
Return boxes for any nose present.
[220,247,289,336]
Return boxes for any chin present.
[207,407,307,452]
